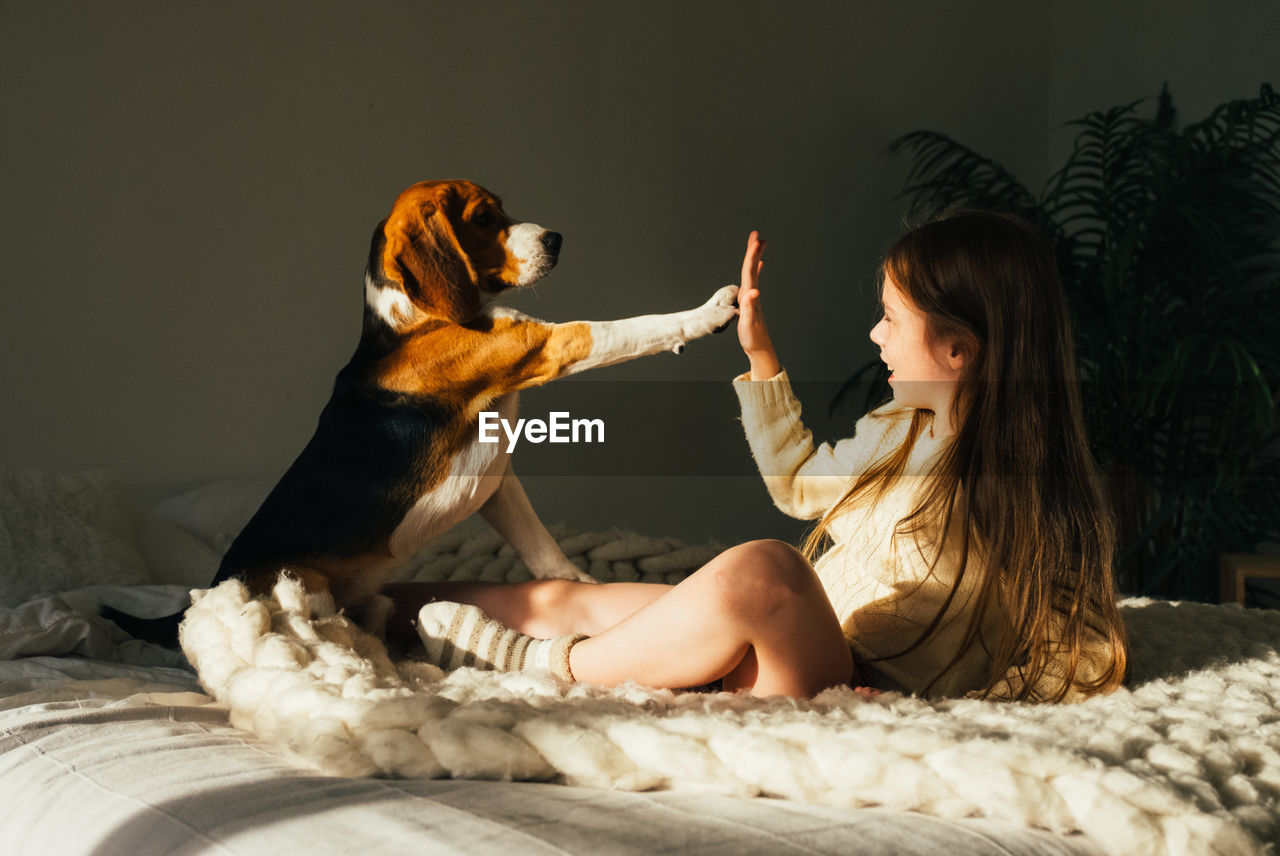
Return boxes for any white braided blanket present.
[179,523,1279,856]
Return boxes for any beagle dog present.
[199,179,738,632]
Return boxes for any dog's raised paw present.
[699,284,740,335]
[707,284,740,308]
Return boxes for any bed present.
[0,470,1274,856]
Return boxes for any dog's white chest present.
[387,394,517,559]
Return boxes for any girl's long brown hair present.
[803,210,1128,702]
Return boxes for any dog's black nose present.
[541,231,563,255]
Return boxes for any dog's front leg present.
[479,462,598,584]
[560,284,739,376]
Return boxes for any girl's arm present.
[733,232,898,518]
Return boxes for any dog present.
[107,180,737,643]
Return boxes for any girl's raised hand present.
[738,231,781,380]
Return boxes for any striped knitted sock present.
[416,601,585,681]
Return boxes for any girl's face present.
[868,272,966,434]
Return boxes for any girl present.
[387,210,1128,702]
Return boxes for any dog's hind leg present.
[479,462,598,584]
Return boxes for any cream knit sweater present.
[734,369,1110,701]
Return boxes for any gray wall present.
[1,2,1274,547]
[1048,0,1280,160]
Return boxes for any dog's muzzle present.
[506,223,562,285]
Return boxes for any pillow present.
[151,477,274,554]
[130,508,221,588]
[0,469,151,607]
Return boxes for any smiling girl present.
[397,210,1128,702]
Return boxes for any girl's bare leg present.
[386,540,853,697]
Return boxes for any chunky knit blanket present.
[179,523,1280,856]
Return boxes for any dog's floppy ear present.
[380,184,481,320]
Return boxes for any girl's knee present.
[522,578,581,616]
[713,539,815,613]
[728,539,811,583]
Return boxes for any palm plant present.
[837,84,1280,600]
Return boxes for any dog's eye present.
[472,211,493,228]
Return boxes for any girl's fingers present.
[741,230,766,289]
